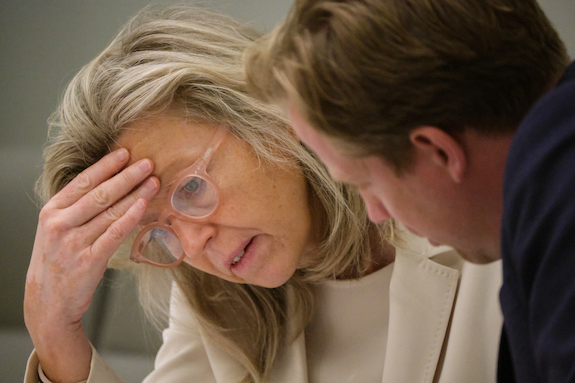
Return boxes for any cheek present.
[279,183,315,262]
[254,170,313,250]
[217,147,313,241]
[261,181,311,236]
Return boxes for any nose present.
[360,192,392,224]
[169,217,216,260]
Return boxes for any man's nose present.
[361,192,392,224]
[169,218,216,259]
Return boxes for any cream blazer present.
[25,237,503,383]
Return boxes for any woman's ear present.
[409,126,466,183]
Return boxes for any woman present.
[24,5,502,383]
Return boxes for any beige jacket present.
[25,238,503,383]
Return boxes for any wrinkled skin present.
[24,148,159,383]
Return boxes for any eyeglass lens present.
[137,228,183,265]
[171,175,219,218]
[136,175,219,265]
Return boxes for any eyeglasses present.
[129,126,228,268]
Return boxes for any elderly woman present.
[24,5,502,383]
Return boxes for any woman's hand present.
[24,148,159,383]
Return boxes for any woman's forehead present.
[115,115,217,181]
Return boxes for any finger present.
[64,158,154,228]
[50,149,131,209]
[83,176,160,242]
[90,198,148,260]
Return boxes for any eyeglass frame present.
[129,126,228,268]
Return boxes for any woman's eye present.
[172,175,215,213]
[181,178,200,193]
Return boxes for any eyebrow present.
[154,161,183,189]
[140,149,205,224]
[153,149,202,193]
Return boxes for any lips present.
[230,237,254,267]
[231,249,245,265]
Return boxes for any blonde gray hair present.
[37,5,391,382]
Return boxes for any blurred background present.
[1,0,574,382]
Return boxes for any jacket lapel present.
[268,282,309,383]
[382,245,460,383]
[268,331,309,383]
[202,233,460,383]
[202,339,246,383]
[202,289,309,383]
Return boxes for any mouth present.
[231,237,254,266]
[231,249,245,265]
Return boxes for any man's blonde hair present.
[246,0,569,172]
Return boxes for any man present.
[245,0,575,381]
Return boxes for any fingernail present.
[137,159,152,172]
[144,177,159,190]
[115,148,129,161]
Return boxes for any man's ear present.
[409,126,466,183]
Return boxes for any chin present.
[455,247,501,264]
[252,277,292,289]
[251,270,295,289]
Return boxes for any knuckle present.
[59,239,76,254]
[74,172,93,192]
[91,187,112,207]
[61,231,83,249]
[38,206,53,222]
[45,218,65,234]
[121,167,140,187]
[40,211,67,234]
[105,204,123,221]
[107,223,126,241]
[78,248,96,266]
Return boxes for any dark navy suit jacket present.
[500,62,575,382]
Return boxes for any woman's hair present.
[245,0,569,173]
[37,5,392,382]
